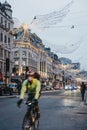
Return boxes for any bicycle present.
[22,100,39,130]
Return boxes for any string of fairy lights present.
[13,0,87,55]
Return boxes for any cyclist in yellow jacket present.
[17,71,41,118]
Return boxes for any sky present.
[1,0,87,71]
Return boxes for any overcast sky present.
[1,0,87,70]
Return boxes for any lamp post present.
[5,58,10,87]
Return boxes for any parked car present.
[53,82,60,90]
[72,85,78,90]
[46,85,54,90]
[8,83,18,93]
[42,85,54,91]
[0,82,13,96]
[65,85,73,90]
[10,77,22,95]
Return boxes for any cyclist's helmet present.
[27,71,34,77]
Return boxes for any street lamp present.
[5,58,10,87]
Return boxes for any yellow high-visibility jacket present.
[20,78,41,100]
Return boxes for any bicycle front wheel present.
[22,114,34,130]
[34,119,39,130]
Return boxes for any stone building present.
[0,1,13,81]
[11,24,48,79]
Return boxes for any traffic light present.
[12,67,16,73]
[6,58,10,72]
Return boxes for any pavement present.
[0,89,60,98]
[0,94,19,99]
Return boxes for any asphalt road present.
[0,89,87,130]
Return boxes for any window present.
[4,50,7,58]
[15,60,19,65]
[8,52,10,58]
[22,60,26,66]
[15,51,19,57]
[8,23,10,29]
[1,33,3,42]
[28,52,30,57]
[8,38,10,43]
[1,17,3,24]
[4,35,7,43]
[22,51,26,56]
[0,48,3,58]
[5,20,7,28]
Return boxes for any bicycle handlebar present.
[23,100,35,106]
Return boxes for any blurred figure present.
[85,87,87,105]
[0,69,3,81]
[80,82,86,101]
[17,80,22,95]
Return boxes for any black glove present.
[32,99,38,105]
[17,99,23,107]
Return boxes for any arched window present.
[15,51,19,57]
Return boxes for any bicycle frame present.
[22,101,39,130]
[27,101,36,123]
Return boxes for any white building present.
[12,24,47,79]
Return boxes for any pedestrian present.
[17,80,22,95]
[85,88,87,105]
[17,71,41,118]
[0,69,3,81]
[80,82,86,101]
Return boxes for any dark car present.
[8,83,18,93]
[0,82,13,96]
[10,77,22,94]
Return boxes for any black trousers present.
[81,92,85,101]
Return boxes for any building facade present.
[11,24,48,79]
[0,1,13,81]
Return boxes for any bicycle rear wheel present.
[22,114,35,130]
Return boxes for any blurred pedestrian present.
[80,82,86,101]
[17,81,22,95]
[85,88,87,105]
[0,69,3,81]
